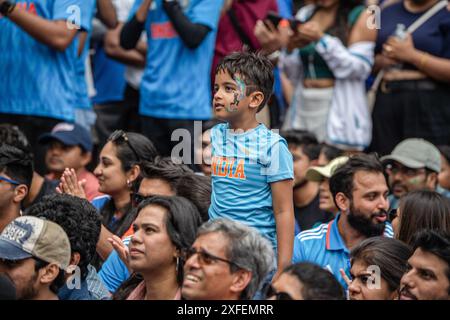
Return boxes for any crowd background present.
[0,0,450,301]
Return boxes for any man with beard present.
[292,154,393,289]
[381,138,448,211]
[399,230,450,300]
[282,130,331,233]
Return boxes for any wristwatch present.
[0,1,16,17]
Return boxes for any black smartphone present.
[290,19,301,31]
[265,11,282,27]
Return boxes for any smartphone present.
[265,11,282,27]
[290,19,301,31]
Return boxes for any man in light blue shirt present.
[293,154,393,290]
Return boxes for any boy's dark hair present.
[216,51,274,112]
[0,124,32,155]
[282,130,321,161]
[175,174,211,222]
[329,153,385,206]
[0,144,33,188]
[412,230,450,292]
[438,145,450,164]
[25,194,102,280]
[283,263,345,300]
[320,143,344,163]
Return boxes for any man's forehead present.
[410,248,449,274]
[195,232,229,252]
[353,170,387,189]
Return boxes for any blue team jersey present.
[208,123,294,249]
[0,0,93,121]
[292,213,394,289]
[74,0,96,109]
[99,236,131,293]
[129,0,223,120]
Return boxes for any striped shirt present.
[293,213,394,289]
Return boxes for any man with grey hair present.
[181,218,274,300]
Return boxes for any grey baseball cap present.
[380,138,441,173]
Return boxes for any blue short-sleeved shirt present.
[98,236,131,293]
[129,0,223,120]
[292,213,394,289]
[0,0,92,121]
[208,123,294,249]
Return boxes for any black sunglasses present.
[109,130,140,161]
[182,247,242,269]
[264,284,293,300]
[131,192,150,208]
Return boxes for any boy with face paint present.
[210,52,294,282]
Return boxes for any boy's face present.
[45,140,90,175]
[213,70,262,121]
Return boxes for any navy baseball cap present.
[38,122,93,152]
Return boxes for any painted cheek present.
[225,92,240,113]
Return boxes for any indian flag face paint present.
[225,76,246,113]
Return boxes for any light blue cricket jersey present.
[208,123,294,250]
[0,0,92,121]
[293,213,394,290]
[129,0,223,120]
[74,0,97,109]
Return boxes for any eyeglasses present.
[264,284,293,300]
[182,247,241,269]
[0,175,20,186]
[384,163,426,177]
[131,192,149,208]
[109,130,140,161]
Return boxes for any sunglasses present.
[131,192,150,208]
[264,284,293,300]
[182,247,241,269]
[109,130,140,161]
[0,175,20,186]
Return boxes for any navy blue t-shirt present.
[375,1,450,70]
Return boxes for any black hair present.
[283,262,346,300]
[438,145,450,164]
[350,237,412,292]
[175,174,211,222]
[320,143,345,163]
[329,153,385,207]
[25,194,101,280]
[0,144,33,188]
[216,51,274,112]
[113,196,203,300]
[34,257,66,295]
[0,124,32,155]
[282,130,321,161]
[411,230,450,291]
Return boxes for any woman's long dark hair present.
[113,196,203,300]
[317,0,364,45]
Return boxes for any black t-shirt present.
[294,193,334,232]
[29,178,58,208]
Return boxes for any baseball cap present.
[0,216,71,270]
[306,156,349,182]
[380,138,441,173]
[38,122,93,152]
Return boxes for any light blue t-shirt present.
[74,0,97,109]
[129,0,223,120]
[208,123,294,249]
[292,213,394,290]
[0,0,92,121]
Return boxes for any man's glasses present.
[0,175,20,186]
[109,130,140,161]
[131,192,149,208]
[182,247,241,269]
[264,284,293,300]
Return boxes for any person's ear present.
[310,158,319,167]
[69,252,81,268]
[127,164,141,183]
[248,91,265,111]
[425,172,438,190]
[39,263,61,285]
[335,192,350,213]
[13,184,28,204]
[230,269,252,296]
[80,151,92,168]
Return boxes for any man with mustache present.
[380,138,449,211]
[399,230,450,300]
[292,154,393,289]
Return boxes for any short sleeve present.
[113,0,135,23]
[53,0,95,32]
[128,0,144,21]
[265,138,294,183]
[292,236,305,263]
[98,248,131,293]
[188,0,224,30]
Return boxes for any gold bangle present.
[420,52,429,69]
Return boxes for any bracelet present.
[419,52,429,69]
[0,1,16,17]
